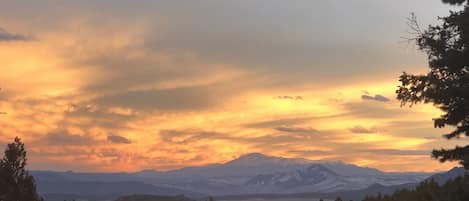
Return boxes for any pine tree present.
[0,137,43,201]
[397,0,469,169]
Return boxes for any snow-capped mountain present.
[150,153,430,195]
[226,153,311,167]
[32,153,433,196]
[244,164,348,193]
[163,153,313,178]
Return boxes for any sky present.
[0,0,467,172]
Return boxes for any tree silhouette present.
[362,175,469,201]
[0,137,43,201]
[442,0,467,5]
[334,197,343,201]
[397,0,469,169]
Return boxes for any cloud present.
[244,117,313,128]
[0,28,29,41]
[2,0,433,93]
[287,149,330,156]
[361,94,390,102]
[158,129,229,144]
[0,1,454,172]
[244,114,343,128]
[342,102,405,119]
[64,103,136,129]
[382,120,453,138]
[349,125,379,134]
[107,135,132,144]
[94,85,222,112]
[40,130,95,146]
[361,149,429,156]
[275,96,303,100]
[275,126,318,133]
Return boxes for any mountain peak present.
[226,153,311,167]
[134,169,161,177]
[238,152,270,159]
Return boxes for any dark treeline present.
[362,174,469,201]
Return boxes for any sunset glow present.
[0,0,464,173]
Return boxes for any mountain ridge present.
[32,152,430,175]
[32,152,434,197]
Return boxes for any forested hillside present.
[363,174,469,201]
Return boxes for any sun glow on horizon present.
[0,0,461,173]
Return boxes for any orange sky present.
[0,0,465,172]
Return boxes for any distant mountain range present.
[32,153,465,201]
[219,167,468,201]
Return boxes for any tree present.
[0,137,43,201]
[334,197,343,201]
[397,0,469,169]
[442,0,467,5]
[362,175,469,201]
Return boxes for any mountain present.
[159,153,314,180]
[427,167,467,184]
[36,180,201,197]
[219,166,468,201]
[32,153,433,198]
[333,166,468,201]
[33,171,205,201]
[230,163,427,194]
[226,153,311,167]
[151,153,428,195]
[244,164,346,193]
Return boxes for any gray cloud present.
[0,0,451,96]
[107,135,132,144]
[0,1,445,127]
[382,120,453,138]
[275,96,303,100]
[287,149,330,156]
[244,114,343,129]
[0,28,29,41]
[94,85,221,112]
[360,149,429,156]
[40,130,95,146]
[98,148,123,158]
[159,129,229,144]
[342,102,406,119]
[384,120,431,128]
[237,129,342,152]
[275,126,318,133]
[64,103,136,129]
[244,117,313,129]
[349,125,379,134]
[28,146,96,159]
[361,94,390,102]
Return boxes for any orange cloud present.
[0,1,458,173]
